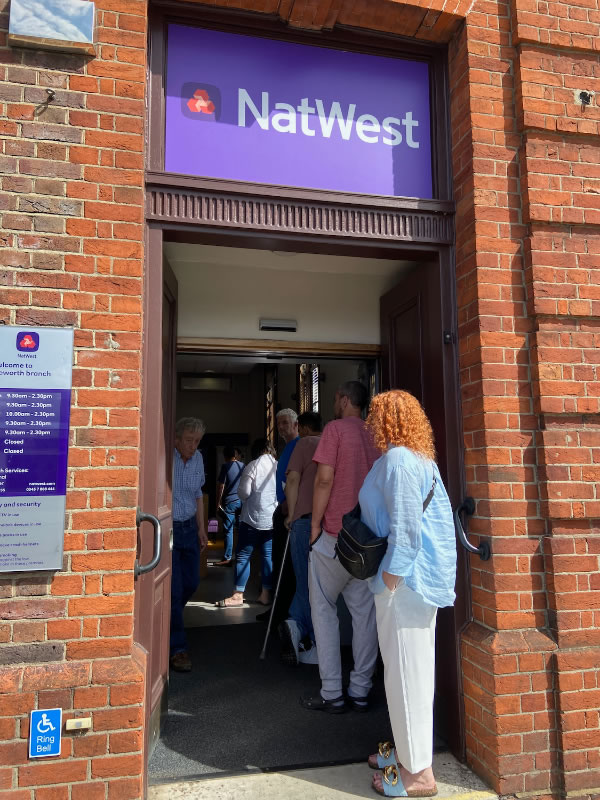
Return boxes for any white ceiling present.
[164,242,415,277]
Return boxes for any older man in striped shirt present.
[170,417,208,673]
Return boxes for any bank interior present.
[148,242,440,782]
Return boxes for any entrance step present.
[149,752,497,800]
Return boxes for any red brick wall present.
[452,0,600,793]
[0,0,598,798]
[0,0,147,797]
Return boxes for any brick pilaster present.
[0,0,147,797]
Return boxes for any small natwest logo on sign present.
[181,82,221,121]
[187,88,215,114]
[17,332,39,352]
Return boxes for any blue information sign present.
[29,708,62,758]
[0,327,73,572]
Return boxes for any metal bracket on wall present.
[453,497,491,561]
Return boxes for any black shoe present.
[169,652,192,673]
[300,694,346,714]
[347,693,370,712]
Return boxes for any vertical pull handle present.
[453,497,491,561]
[135,509,162,577]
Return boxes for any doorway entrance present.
[136,232,468,784]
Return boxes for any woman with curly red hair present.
[358,390,456,797]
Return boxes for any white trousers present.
[374,579,437,774]
[309,531,378,700]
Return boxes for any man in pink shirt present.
[301,381,380,713]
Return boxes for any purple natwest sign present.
[165,25,433,198]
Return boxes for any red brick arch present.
[179,0,471,39]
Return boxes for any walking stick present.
[259,527,291,660]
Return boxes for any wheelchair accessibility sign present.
[29,709,62,758]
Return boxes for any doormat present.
[148,622,392,782]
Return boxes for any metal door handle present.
[453,497,491,561]
[135,509,162,577]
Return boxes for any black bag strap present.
[422,470,436,514]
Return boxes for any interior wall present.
[319,361,364,422]
[176,366,265,459]
[277,364,297,414]
[167,245,415,345]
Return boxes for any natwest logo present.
[16,332,39,352]
[187,89,216,114]
[181,83,221,121]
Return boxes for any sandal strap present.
[379,742,394,759]
[376,742,398,770]
[381,765,408,797]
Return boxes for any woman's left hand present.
[382,571,398,592]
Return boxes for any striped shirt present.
[173,448,205,522]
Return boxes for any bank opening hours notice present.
[0,388,71,497]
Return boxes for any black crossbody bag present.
[335,475,436,581]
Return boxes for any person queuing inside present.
[214,446,245,567]
[257,409,299,625]
[170,417,208,673]
[302,381,379,713]
[279,411,323,666]
[217,438,278,608]
[361,390,456,798]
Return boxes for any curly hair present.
[366,390,435,460]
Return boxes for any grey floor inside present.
[148,540,393,781]
[149,541,444,783]
[148,622,392,782]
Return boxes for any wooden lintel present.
[177,337,381,359]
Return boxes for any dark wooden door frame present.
[141,0,467,767]
[134,226,178,791]
[142,220,470,760]
[380,255,470,758]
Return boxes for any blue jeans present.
[235,521,273,593]
[288,516,315,643]
[222,498,241,561]
[170,517,199,656]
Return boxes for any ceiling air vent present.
[259,319,297,333]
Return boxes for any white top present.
[238,454,278,530]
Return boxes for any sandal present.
[373,765,438,797]
[216,596,244,608]
[300,694,346,714]
[368,741,397,769]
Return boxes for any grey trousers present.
[308,531,378,700]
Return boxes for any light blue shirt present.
[358,446,456,607]
[172,448,205,522]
